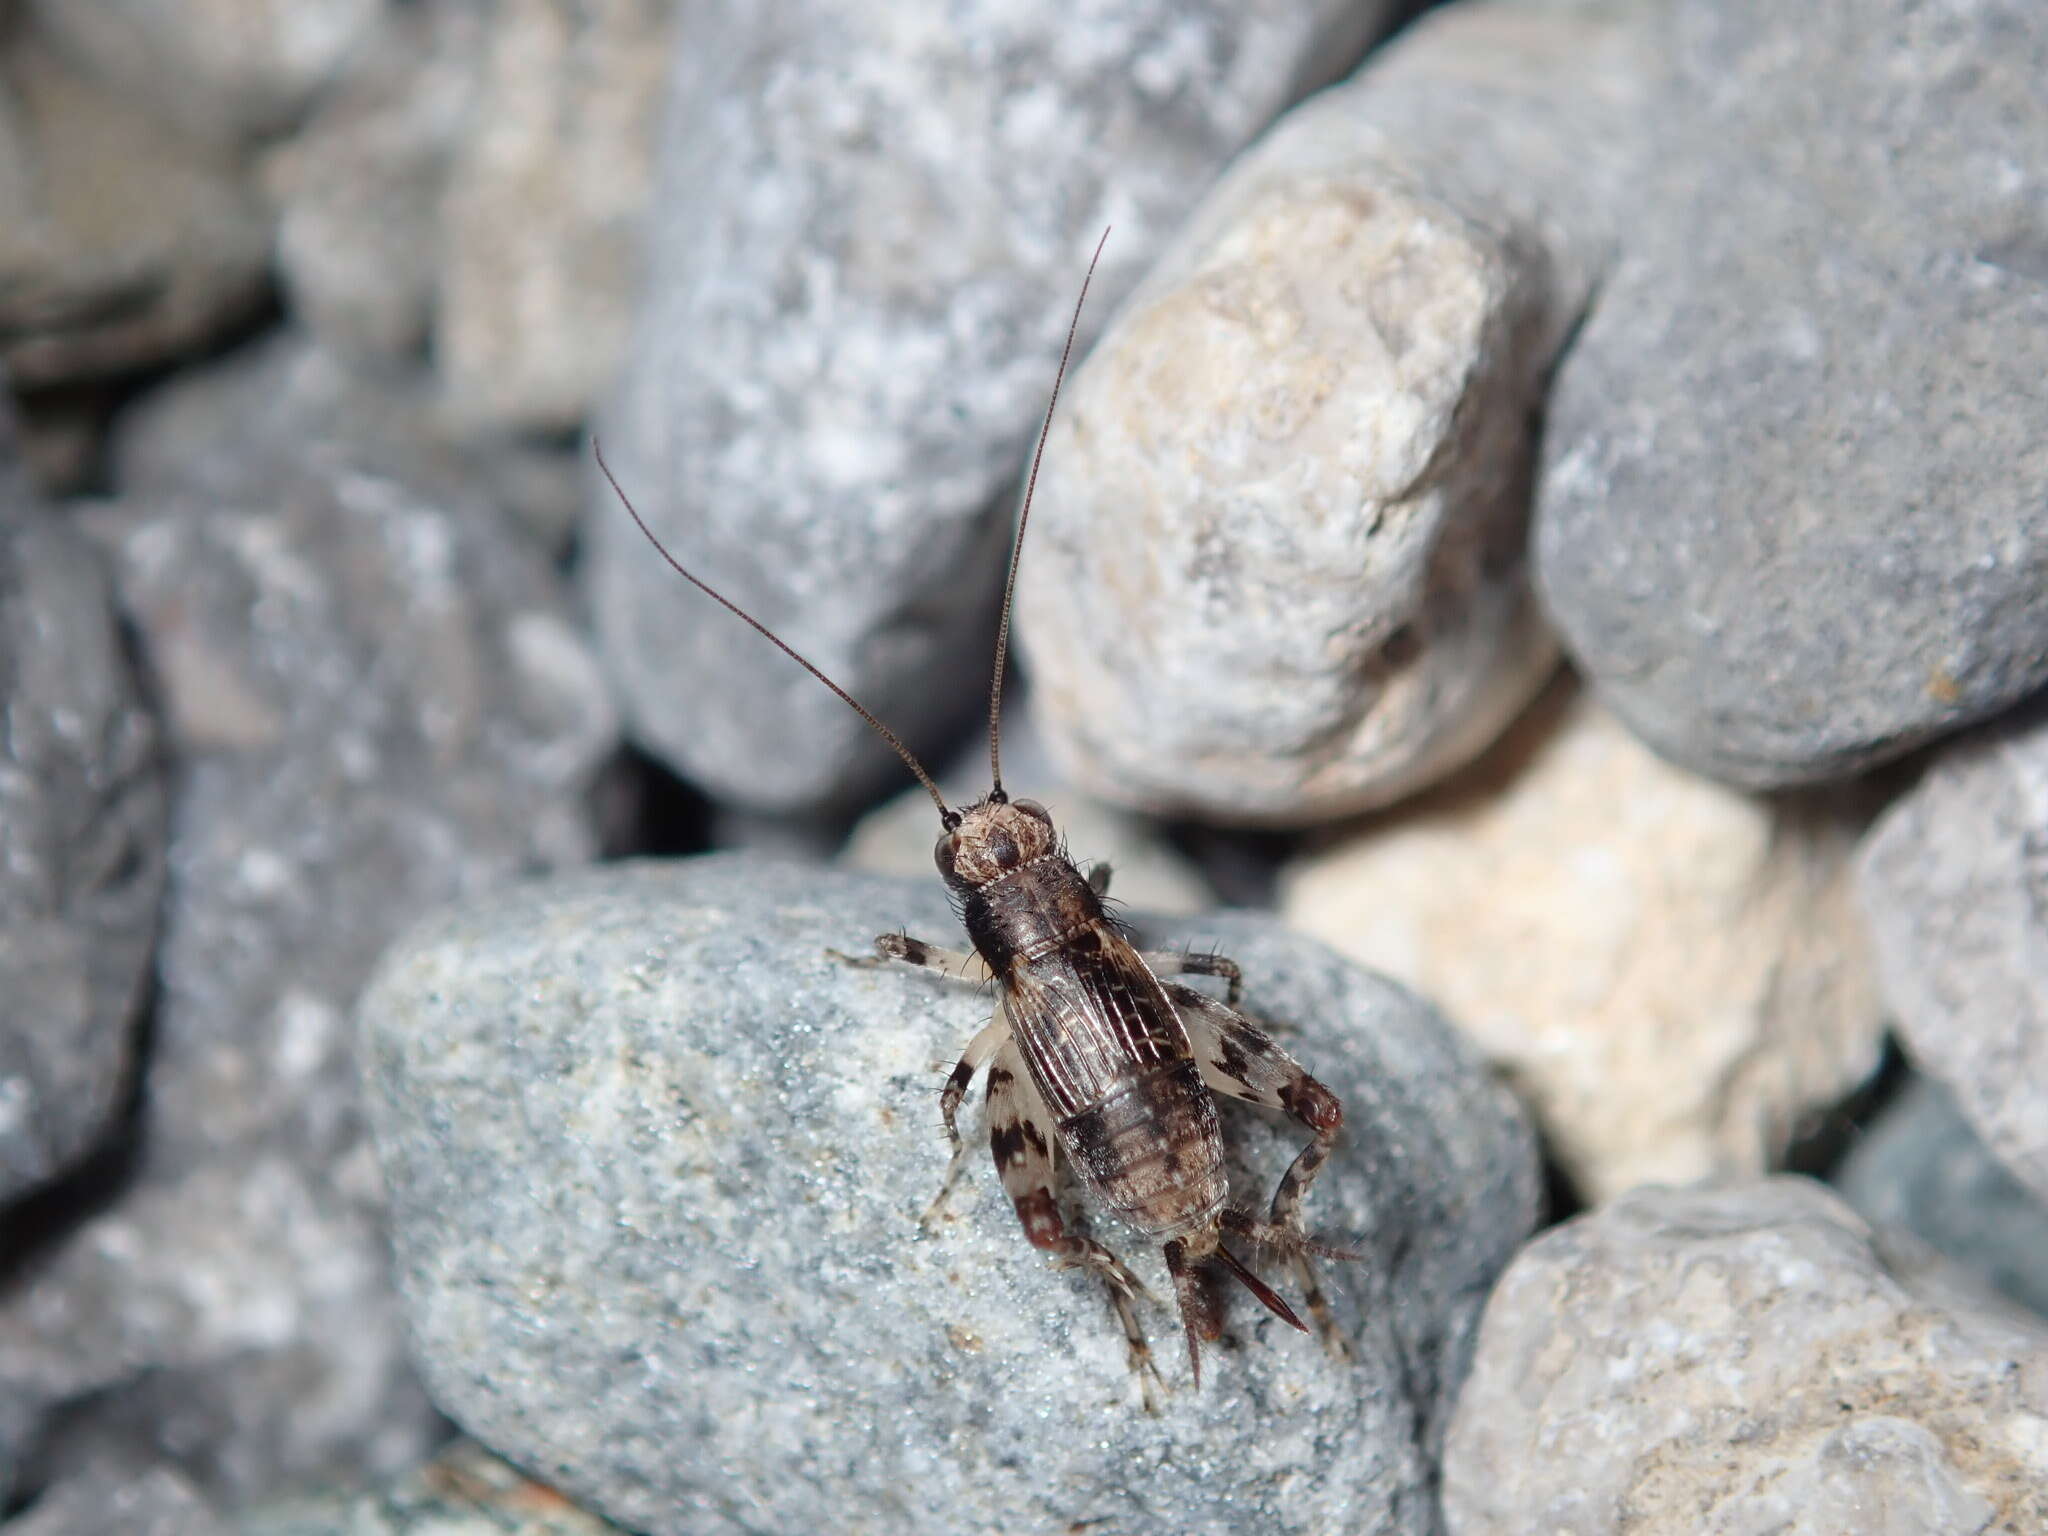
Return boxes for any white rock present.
[1283,680,1884,1202]
[1016,0,1663,823]
[1442,1179,2048,1536]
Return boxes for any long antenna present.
[986,226,1111,800]
[594,440,957,826]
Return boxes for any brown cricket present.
[596,230,1354,1406]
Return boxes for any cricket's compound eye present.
[1011,798,1051,825]
[933,830,960,881]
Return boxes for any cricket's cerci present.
[595,230,1356,1409]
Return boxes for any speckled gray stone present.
[1017,0,1659,823]
[362,854,1539,1536]
[1837,1075,2048,1321]
[242,1441,618,1536]
[1443,1179,2048,1535]
[0,491,166,1203]
[1856,693,2048,1206]
[0,341,617,1508]
[589,0,1385,814]
[1536,0,2048,787]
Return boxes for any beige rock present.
[436,0,674,433]
[1282,679,1883,1201]
[0,32,271,389]
[29,0,384,146]
[1443,1179,2048,1536]
[262,5,481,363]
[1016,0,1663,824]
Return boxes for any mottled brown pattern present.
[1060,1062,1224,1238]
[897,791,1358,1397]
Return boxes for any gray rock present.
[115,333,581,553]
[589,0,1385,815]
[0,341,618,1508]
[0,28,272,389]
[0,493,166,1203]
[243,1441,620,1536]
[1856,694,2048,1206]
[1536,0,2048,787]
[362,854,1539,1536]
[436,0,673,434]
[261,5,478,364]
[1837,1075,2048,1321]
[26,0,385,147]
[1018,0,1661,823]
[4,1461,225,1536]
[1442,1179,2048,1535]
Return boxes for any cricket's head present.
[933,792,1057,892]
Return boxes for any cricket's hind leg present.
[986,1041,1164,1411]
[1168,981,1357,1362]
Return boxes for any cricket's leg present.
[986,1041,1163,1412]
[1139,947,1244,1006]
[1168,982,1354,1361]
[870,933,993,984]
[921,1005,1011,1227]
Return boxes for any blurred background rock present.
[1,1,2043,1533]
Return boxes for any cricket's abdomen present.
[1059,1060,1227,1238]
[963,856,1228,1239]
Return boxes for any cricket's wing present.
[998,924,1195,1123]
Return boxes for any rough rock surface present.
[0,340,617,1508]
[243,1442,616,1536]
[1443,1178,2048,1535]
[1284,680,1882,1202]
[0,490,166,1203]
[362,854,1539,1536]
[1536,0,2048,786]
[1837,1076,2048,1321]
[1017,0,1661,823]
[0,29,271,389]
[589,0,1383,815]
[1856,694,2048,1205]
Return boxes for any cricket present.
[594,230,1355,1407]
